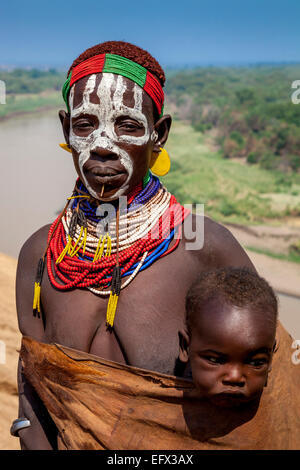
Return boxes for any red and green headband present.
[62,53,164,117]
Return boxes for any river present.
[0,109,76,258]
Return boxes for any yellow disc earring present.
[150,147,171,177]
[59,143,72,153]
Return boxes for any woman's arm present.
[15,228,58,450]
[17,358,58,450]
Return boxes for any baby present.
[178,267,278,408]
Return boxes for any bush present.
[275,128,289,154]
[219,200,237,216]
[230,130,244,147]
[246,111,266,132]
[201,105,221,126]
[223,138,239,158]
[193,122,206,133]
[247,152,260,164]
[275,174,292,186]
[235,88,255,104]
[193,122,212,132]
[289,240,300,255]
[288,155,300,171]
[260,153,278,170]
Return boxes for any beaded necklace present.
[33,174,189,328]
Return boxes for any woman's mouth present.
[92,173,126,184]
[84,166,128,198]
[87,167,127,185]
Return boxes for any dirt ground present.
[225,223,300,295]
[0,253,21,450]
[0,236,299,450]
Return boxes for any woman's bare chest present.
[42,245,200,374]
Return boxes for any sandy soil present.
[0,242,299,450]
[0,253,21,450]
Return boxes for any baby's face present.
[188,299,276,408]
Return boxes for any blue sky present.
[1,0,300,68]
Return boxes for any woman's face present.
[66,72,159,200]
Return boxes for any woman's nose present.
[90,146,118,162]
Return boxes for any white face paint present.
[69,73,157,200]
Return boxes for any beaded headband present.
[62,53,165,117]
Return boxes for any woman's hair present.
[67,40,165,86]
[185,267,278,335]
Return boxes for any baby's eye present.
[203,356,225,365]
[208,357,218,364]
[248,358,268,368]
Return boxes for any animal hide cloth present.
[20,322,300,450]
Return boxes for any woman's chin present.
[86,175,129,200]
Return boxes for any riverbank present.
[225,222,300,267]
[0,90,63,121]
[0,104,60,123]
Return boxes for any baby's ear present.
[178,328,190,363]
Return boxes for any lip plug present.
[100,184,105,197]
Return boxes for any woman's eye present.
[118,121,142,131]
[74,121,93,129]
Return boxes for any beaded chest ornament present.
[33,174,190,328]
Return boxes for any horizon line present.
[1,60,300,72]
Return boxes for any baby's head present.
[179,267,278,408]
